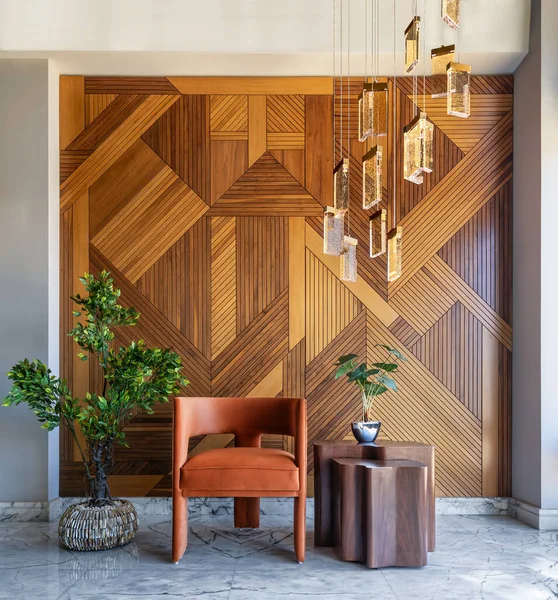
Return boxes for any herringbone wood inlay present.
[59,76,512,498]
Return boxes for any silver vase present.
[351,421,382,444]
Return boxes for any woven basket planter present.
[58,499,138,551]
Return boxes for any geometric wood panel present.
[60,75,512,499]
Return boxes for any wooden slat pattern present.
[236,217,288,332]
[210,152,322,216]
[210,94,248,132]
[389,110,513,295]
[85,77,181,94]
[305,248,363,364]
[210,217,237,358]
[267,95,305,133]
[91,166,208,283]
[136,218,211,357]
[409,95,513,153]
[59,76,512,499]
[438,181,512,323]
[411,302,483,418]
[85,94,118,126]
[61,94,180,212]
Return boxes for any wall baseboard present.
[2,496,513,523]
[508,498,558,531]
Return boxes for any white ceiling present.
[0,0,531,75]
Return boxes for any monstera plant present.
[334,345,405,422]
[3,271,188,506]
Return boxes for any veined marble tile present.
[0,501,49,522]
[435,497,509,516]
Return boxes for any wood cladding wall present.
[59,75,512,498]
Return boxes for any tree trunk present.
[88,441,114,505]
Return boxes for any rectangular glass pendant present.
[358,82,388,142]
[404,17,421,73]
[323,206,345,256]
[387,227,403,283]
[362,145,383,210]
[369,209,387,258]
[447,62,471,118]
[340,236,358,283]
[358,84,373,142]
[403,113,434,185]
[333,158,350,213]
[442,0,460,30]
[431,45,455,98]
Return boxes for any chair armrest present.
[173,397,191,494]
[295,398,307,495]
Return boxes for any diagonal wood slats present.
[85,94,118,126]
[267,95,305,133]
[411,302,483,418]
[61,94,180,212]
[389,110,513,295]
[91,165,208,283]
[211,217,237,358]
[210,95,248,132]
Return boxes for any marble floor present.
[1,513,558,600]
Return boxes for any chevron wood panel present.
[60,76,512,499]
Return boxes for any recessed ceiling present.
[0,0,530,75]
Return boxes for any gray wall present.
[0,60,51,501]
[540,0,558,509]
[513,0,541,507]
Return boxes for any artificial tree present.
[3,271,188,505]
[334,345,405,422]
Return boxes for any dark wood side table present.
[332,458,429,568]
[314,440,435,552]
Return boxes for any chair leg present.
[234,497,260,528]
[172,494,188,563]
[294,497,306,563]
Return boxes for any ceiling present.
[0,0,531,75]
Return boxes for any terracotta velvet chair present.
[172,396,307,563]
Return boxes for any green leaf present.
[334,360,356,380]
[371,362,398,372]
[335,354,358,366]
[377,372,397,391]
[376,345,406,361]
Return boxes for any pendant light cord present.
[393,0,397,230]
[333,0,336,165]
[423,0,426,112]
[347,0,351,238]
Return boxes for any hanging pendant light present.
[447,62,471,118]
[340,236,358,282]
[333,158,350,212]
[403,113,434,185]
[323,206,345,256]
[431,44,455,98]
[442,0,460,30]
[369,209,387,258]
[387,226,403,282]
[358,83,388,142]
[404,17,421,73]
[362,145,383,209]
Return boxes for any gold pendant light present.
[403,113,434,185]
[358,83,389,142]
[369,209,387,258]
[431,44,455,98]
[442,0,460,30]
[447,62,471,118]
[340,236,358,282]
[323,206,345,256]
[387,227,403,282]
[362,145,383,209]
[404,17,421,73]
[333,158,350,212]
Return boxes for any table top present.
[314,439,434,449]
[332,458,427,469]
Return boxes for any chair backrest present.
[174,396,303,438]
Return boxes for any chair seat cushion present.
[180,447,299,493]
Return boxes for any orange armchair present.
[172,396,307,563]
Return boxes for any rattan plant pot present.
[58,499,138,551]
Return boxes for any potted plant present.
[3,271,188,550]
[334,345,405,444]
